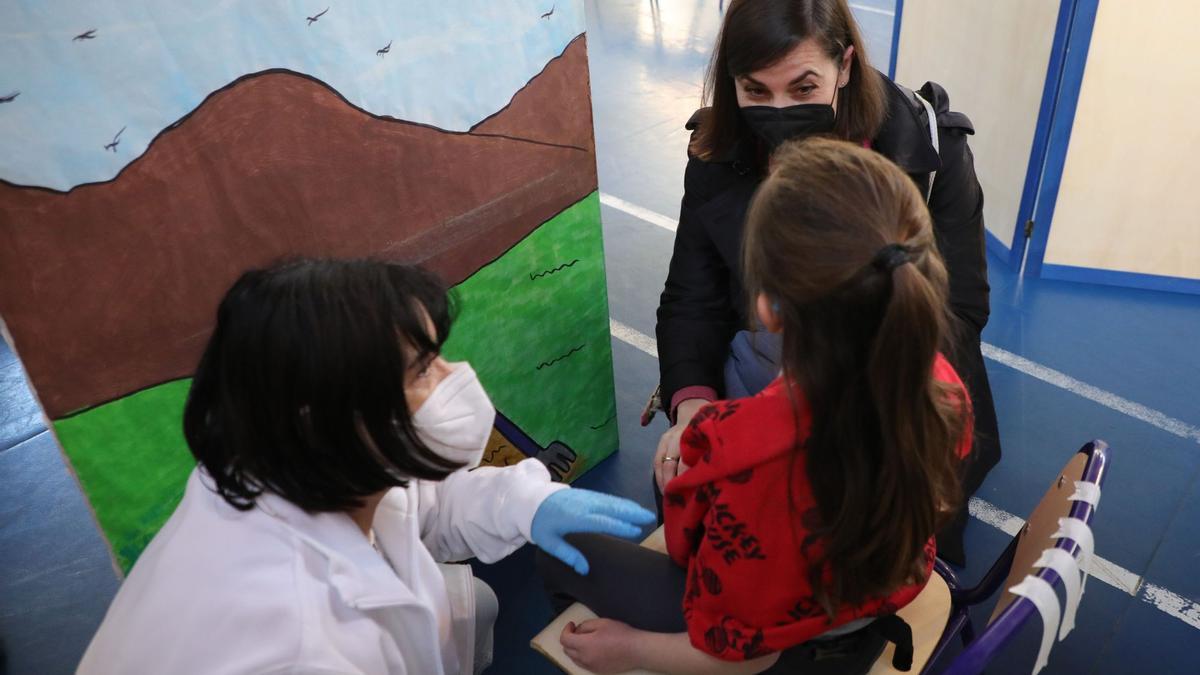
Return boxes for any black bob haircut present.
[184,258,466,512]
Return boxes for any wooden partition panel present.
[894,0,1061,260]
[1042,1,1200,285]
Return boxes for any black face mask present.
[740,85,840,151]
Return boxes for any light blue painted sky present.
[0,0,583,190]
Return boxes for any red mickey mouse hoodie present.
[663,354,972,661]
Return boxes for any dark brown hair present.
[742,138,966,615]
[184,259,465,512]
[694,0,886,162]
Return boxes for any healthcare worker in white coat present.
[77,259,654,675]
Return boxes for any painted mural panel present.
[0,1,614,572]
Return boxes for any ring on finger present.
[660,455,678,463]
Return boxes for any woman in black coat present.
[652,0,999,565]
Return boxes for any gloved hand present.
[531,489,656,576]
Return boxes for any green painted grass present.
[442,191,618,473]
[54,380,194,572]
[53,191,617,572]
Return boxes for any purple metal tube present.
[938,440,1110,675]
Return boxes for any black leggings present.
[535,532,688,632]
[535,534,890,674]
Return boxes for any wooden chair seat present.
[867,570,953,675]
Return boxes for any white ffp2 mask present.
[411,363,496,469]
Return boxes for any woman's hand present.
[560,619,645,674]
[531,490,656,575]
[654,398,707,491]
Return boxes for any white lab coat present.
[77,459,566,674]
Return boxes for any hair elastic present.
[872,243,912,272]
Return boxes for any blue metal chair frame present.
[927,440,1110,674]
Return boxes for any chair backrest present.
[944,440,1109,675]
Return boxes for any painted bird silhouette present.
[0,91,19,104]
[73,29,97,41]
[376,40,391,57]
[306,7,328,26]
[541,4,556,19]
[104,126,125,152]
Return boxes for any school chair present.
[872,439,1110,675]
[532,440,1109,675]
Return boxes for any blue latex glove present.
[530,488,656,576]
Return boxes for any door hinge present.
[1024,219,1035,238]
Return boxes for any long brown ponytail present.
[742,137,967,615]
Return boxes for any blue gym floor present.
[1,1,1198,673]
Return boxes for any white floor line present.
[609,318,658,358]
[608,318,1200,630]
[600,192,1200,446]
[849,3,896,18]
[981,344,1200,445]
[599,192,677,232]
[967,498,1141,596]
[969,499,1200,631]
[1142,584,1200,630]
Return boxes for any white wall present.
[1042,1,1200,280]
[894,0,1060,252]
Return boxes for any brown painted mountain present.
[470,34,595,152]
[0,35,596,418]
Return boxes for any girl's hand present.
[653,399,707,491]
[560,619,644,673]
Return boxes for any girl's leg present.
[536,533,688,633]
[537,534,892,675]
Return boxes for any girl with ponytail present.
[539,138,972,674]
[740,137,970,619]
